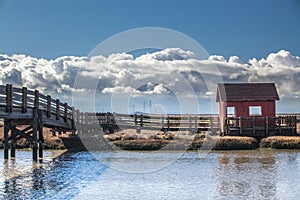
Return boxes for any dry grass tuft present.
[213,136,258,150]
[260,136,300,149]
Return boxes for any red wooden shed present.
[216,83,279,132]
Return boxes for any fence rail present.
[224,116,297,137]
[0,84,73,122]
[73,112,221,134]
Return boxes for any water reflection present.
[0,151,107,200]
[1,150,300,199]
[216,150,278,199]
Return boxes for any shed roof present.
[216,83,279,102]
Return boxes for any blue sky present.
[0,0,299,114]
[0,0,300,61]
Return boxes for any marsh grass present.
[260,136,300,149]
[188,136,258,150]
[213,136,258,150]
[113,135,259,151]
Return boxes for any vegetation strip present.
[1,127,300,150]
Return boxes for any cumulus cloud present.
[0,48,299,101]
[208,55,226,62]
[137,48,195,61]
[102,86,139,94]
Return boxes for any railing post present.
[22,87,27,113]
[111,113,115,133]
[167,115,170,131]
[56,99,60,120]
[209,116,212,133]
[47,95,51,117]
[140,114,143,133]
[134,114,138,129]
[293,116,297,135]
[106,112,110,133]
[188,116,192,133]
[34,90,39,109]
[64,103,68,122]
[223,118,227,136]
[278,116,282,135]
[6,84,12,113]
[266,116,269,136]
[195,116,198,133]
[162,116,165,132]
[71,107,76,135]
[239,116,243,136]
[252,117,255,136]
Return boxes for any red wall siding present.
[219,100,276,131]
[224,100,275,118]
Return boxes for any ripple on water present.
[1,149,300,199]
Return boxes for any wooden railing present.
[0,84,73,122]
[224,116,298,137]
[0,84,75,161]
[1,84,298,137]
[75,112,221,134]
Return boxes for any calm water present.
[0,149,300,199]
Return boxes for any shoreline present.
[1,127,300,151]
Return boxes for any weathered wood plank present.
[6,84,12,113]
[64,103,68,122]
[56,99,60,120]
[22,87,27,113]
[34,90,39,109]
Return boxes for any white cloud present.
[144,84,170,95]
[102,84,170,96]
[137,48,195,61]
[228,56,243,64]
[0,48,299,101]
[208,55,226,62]
[102,86,139,94]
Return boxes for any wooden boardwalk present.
[0,84,75,161]
[94,112,221,134]
[0,84,299,161]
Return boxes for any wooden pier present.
[0,84,74,161]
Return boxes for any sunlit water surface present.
[1,149,300,199]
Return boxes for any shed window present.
[227,107,235,117]
[249,106,262,116]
